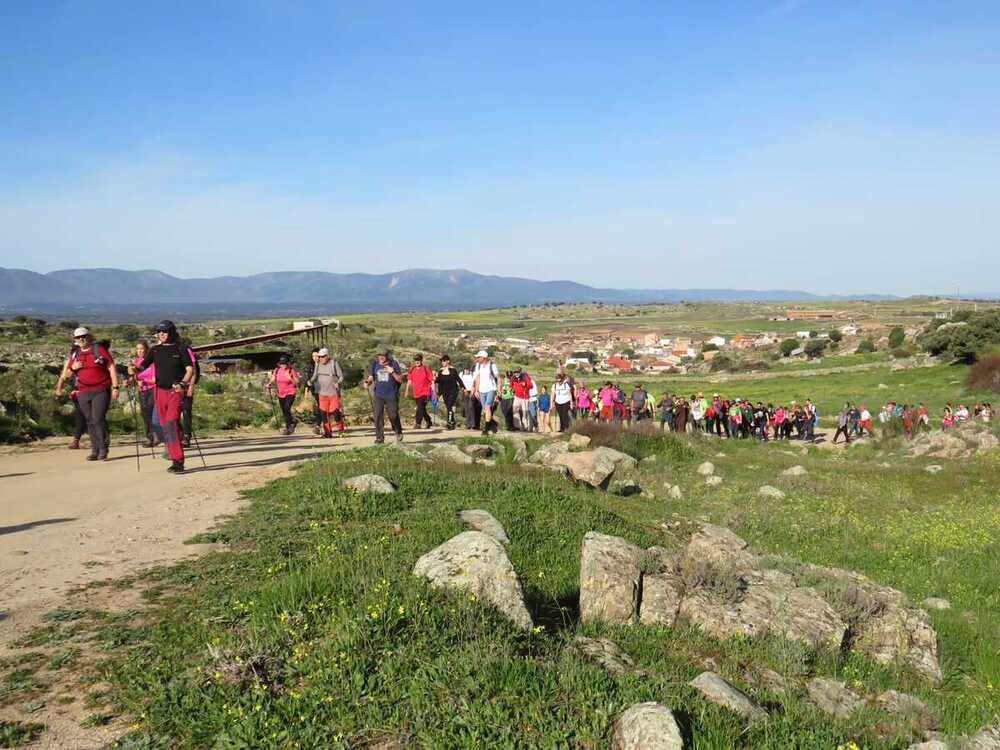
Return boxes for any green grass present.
[8,430,986,749]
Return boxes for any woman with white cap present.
[54,327,118,461]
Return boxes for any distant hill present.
[0,267,898,313]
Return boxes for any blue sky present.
[1,1,998,294]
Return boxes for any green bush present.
[856,338,876,354]
[779,338,799,357]
[890,347,911,359]
[888,327,906,348]
[804,339,828,358]
[201,379,225,395]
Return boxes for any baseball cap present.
[318,347,329,356]
[155,320,176,333]
[277,354,290,364]
[476,350,488,358]
[72,326,90,338]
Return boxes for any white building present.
[707,335,727,348]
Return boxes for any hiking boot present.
[69,438,81,450]
[167,461,185,473]
[182,436,192,448]
[86,453,99,461]
[289,421,298,434]
[374,438,384,445]
[143,437,155,449]
[395,433,403,443]
[99,453,109,462]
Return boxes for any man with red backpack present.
[405,354,435,429]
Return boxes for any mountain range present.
[0,267,898,315]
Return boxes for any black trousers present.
[833,425,850,443]
[279,395,296,428]
[373,396,403,442]
[441,392,458,427]
[139,388,156,441]
[464,394,481,429]
[413,396,432,428]
[555,401,572,432]
[181,394,194,439]
[77,389,110,457]
[71,396,88,440]
[500,398,515,430]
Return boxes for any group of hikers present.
[54,328,994,470]
[54,321,198,472]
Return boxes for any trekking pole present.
[265,383,279,429]
[189,425,207,468]
[127,383,141,472]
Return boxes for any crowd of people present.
[53,327,994,472]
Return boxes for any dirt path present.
[0,425,478,748]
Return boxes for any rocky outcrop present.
[781,465,808,478]
[579,532,642,624]
[572,636,638,676]
[342,474,395,494]
[679,570,846,651]
[530,441,570,465]
[758,485,786,499]
[413,531,532,630]
[611,702,684,750]
[428,443,474,465]
[593,446,639,471]
[963,724,1000,749]
[553,450,618,488]
[680,524,757,574]
[458,509,509,544]
[568,433,592,449]
[638,548,683,627]
[461,443,494,459]
[855,604,942,684]
[697,461,715,477]
[876,689,938,733]
[689,671,767,723]
[806,677,866,718]
[910,427,999,460]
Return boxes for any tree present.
[709,353,734,372]
[888,327,906,348]
[856,338,876,354]
[804,339,828,358]
[919,310,1000,363]
[702,342,719,352]
[828,329,843,343]
[779,338,799,357]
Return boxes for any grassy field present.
[4,425,998,748]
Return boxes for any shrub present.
[919,310,1000,362]
[856,338,876,354]
[201,379,224,395]
[570,421,695,463]
[804,339,828,358]
[709,353,734,372]
[779,338,799,357]
[967,353,1000,393]
[890,347,911,359]
[888,327,906,348]
[828,329,843,343]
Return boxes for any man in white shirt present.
[471,350,499,435]
[552,372,573,432]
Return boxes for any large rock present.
[781,465,808,478]
[704,475,723,487]
[505,433,529,462]
[593,446,639,471]
[922,597,951,611]
[611,702,683,750]
[462,443,495,458]
[680,524,758,574]
[877,689,938,733]
[855,603,942,684]
[413,531,532,630]
[758,485,786,499]
[458,509,509,544]
[689,671,767,723]
[668,485,683,500]
[806,677,866,719]
[572,636,637,676]
[391,442,429,462]
[638,548,684,627]
[679,570,846,651]
[964,724,1000,750]
[342,474,396,494]
[697,461,715,477]
[568,433,592,449]
[531,440,570,465]
[579,532,642,625]
[553,449,618,488]
[428,443,474,465]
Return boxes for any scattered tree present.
[828,329,843,343]
[888,327,906,348]
[856,338,876,354]
[779,338,799,357]
[804,339,828,358]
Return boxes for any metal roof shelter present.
[191,320,335,354]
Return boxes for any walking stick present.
[265,383,279,429]
[125,383,141,472]
[189,426,207,468]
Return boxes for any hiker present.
[858,404,872,435]
[435,355,462,430]
[471,350,499,435]
[405,354,435,430]
[689,393,704,430]
[60,336,89,450]
[631,384,648,422]
[309,348,345,438]
[509,367,534,431]
[366,350,403,444]
[672,396,689,433]
[305,347,324,434]
[832,403,851,444]
[528,379,540,431]
[552,372,573,431]
[130,321,194,473]
[267,354,301,435]
[754,401,769,441]
[497,371,517,431]
[597,381,615,422]
[575,383,593,421]
[941,405,954,429]
[55,327,118,461]
[132,339,158,447]
[658,393,673,431]
[537,385,551,433]
[459,364,480,430]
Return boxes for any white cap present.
[72,327,90,338]
[318,347,329,356]
[475,350,488,358]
